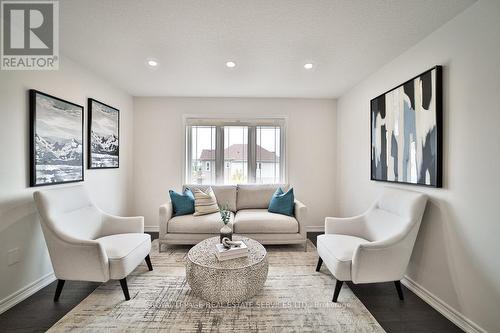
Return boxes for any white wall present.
[0,56,134,310]
[132,97,337,230]
[335,0,500,332]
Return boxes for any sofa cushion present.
[233,209,298,234]
[192,187,219,216]
[168,211,234,234]
[184,185,237,212]
[97,233,151,279]
[236,184,289,210]
[317,234,369,281]
[169,189,195,216]
[268,187,295,216]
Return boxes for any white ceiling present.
[60,0,475,98]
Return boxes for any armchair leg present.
[120,278,130,301]
[332,280,343,302]
[145,254,153,271]
[394,280,404,300]
[315,257,323,272]
[54,279,65,302]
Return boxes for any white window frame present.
[183,115,288,185]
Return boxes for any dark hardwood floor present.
[0,232,461,333]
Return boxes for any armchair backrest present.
[33,185,103,241]
[364,188,427,242]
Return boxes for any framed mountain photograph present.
[370,66,442,187]
[88,98,119,169]
[30,90,84,187]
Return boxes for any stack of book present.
[215,241,248,261]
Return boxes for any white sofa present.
[316,187,427,302]
[33,185,152,301]
[159,184,307,251]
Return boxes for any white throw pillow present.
[193,187,219,216]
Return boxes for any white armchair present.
[33,185,152,301]
[316,187,427,302]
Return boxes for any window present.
[189,125,216,184]
[185,118,285,185]
[256,126,281,184]
[224,126,248,184]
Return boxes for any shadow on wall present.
[0,196,53,302]
[408,197,499,331]
[408,198,461,306]
[0,197,37,234]
[442,199,500,331]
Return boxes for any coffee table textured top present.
[187,236,266,269]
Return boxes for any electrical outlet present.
[8,248,20,266]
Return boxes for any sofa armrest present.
[100,213,144,236]
[294,200,308,237]
[159,201,173,238]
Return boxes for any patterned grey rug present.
[48,240,384,332]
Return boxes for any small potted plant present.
[219,203,232,243]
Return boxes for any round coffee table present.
[185,236,268,303]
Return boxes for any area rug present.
[48,240,384,332]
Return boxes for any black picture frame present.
[88,98,120,169]
[370,65,442,188]
[29,89,84,187]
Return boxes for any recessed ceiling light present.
[304,63,314,70]
[226,61,236,68]
[146,58,159,68]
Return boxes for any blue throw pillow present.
[169,189,195,216]
[268,187,294,216]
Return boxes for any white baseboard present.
[0,271,56,315]
[145,225,159,232]
[306,225,325,232]
[402,276,485,333]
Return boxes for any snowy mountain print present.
[36,134,83,165]
[31,91,84,186]
[89,99,119,168]
[91,131,118,155]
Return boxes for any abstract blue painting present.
[371,66,442,187]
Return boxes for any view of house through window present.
[256,126,281,184]
[190,126,216,184]
[186,120,284,185]
[224,126,248,184]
